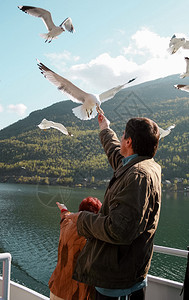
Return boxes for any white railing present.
[145,245,189,300]
[154,245,188,258]
[0,253,11,300]
[0,246,188,300]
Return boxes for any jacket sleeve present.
[99,128,124,171]
[77,172,156,245]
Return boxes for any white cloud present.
[0,104,3,112]
[45,28,186,93]
[71,53,138,76]
[45,50,80,62]
[7,104,27,116]
[131,27,169,58]
[45,51,80,71]
[69,53,138,90]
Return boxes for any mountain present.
[0,74,188,189]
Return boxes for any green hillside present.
[0,75,188,190]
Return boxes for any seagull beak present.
[68,131,73,136]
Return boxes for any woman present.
[49,197,102,300]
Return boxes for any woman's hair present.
[79,197,102,214]
[124,117,160,157]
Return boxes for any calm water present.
[0,183,189,297]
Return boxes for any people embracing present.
[65,113,161,300]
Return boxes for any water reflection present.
[0,184,189,296]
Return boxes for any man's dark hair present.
[124,117,160,157]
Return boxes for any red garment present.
[49,215,94,299]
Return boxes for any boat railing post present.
[0,253,12,300]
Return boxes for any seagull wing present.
[37,60,90,104]
[168,44,181,54]
[167,124,175,131]
[60,17,75,32]
[167,47,175,55]
[174,84,189,92]
[182,40,189,49]
[49,121,72,135]
[169,35,176,47]
[158,127,165,139]
[169,36,185,46]
[159,123,175,140]
[99,77,136,103]
[38,119,73,135]
[158,127,170,139]
[18,6,55,31]
[38,118,51,129]
[99,84,125,102]
[168,36,185,54]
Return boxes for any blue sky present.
[1,0,189,130]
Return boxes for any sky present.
[1,0,189,130]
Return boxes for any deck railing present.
[0,246,188,300]
[154,245,188,258]
[0,253,11,300]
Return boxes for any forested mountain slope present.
[0,75,188,189]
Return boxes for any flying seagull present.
[174,84,189,93]
[158,124,176,140]
[168,34,186,54]
[37,60,136,120]
[180,57,189,78]
[38,118,73,136]
[182,40,189,49]
[18,6,74,43]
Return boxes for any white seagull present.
[18,6,74,43]
[168,34,186,54]
[174,84,189,93]
[37,60,136,120]
[158,124,176,140]
[182,40,189,49]
[180,57,189,78]
[38,118,73,136]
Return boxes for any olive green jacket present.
[73,128,161,289]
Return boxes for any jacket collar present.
[122,154,138,166]
[115,156,152,178]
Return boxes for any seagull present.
[182,40,189,49]
[38,118,73,136]
[37,60,136,120]
[180,57,189,78]
[158,124,176,140]
[174,84,189,93]
[18,6,74,43]
[168,34,186,54]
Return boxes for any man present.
[66,114,161,300]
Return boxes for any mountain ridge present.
[0,73,187,138]
[0,74,188,188]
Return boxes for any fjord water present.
[0,183,189,297]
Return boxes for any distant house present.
[163,180,171,185]
[175,178,184,183]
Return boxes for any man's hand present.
[98,114,110,131]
